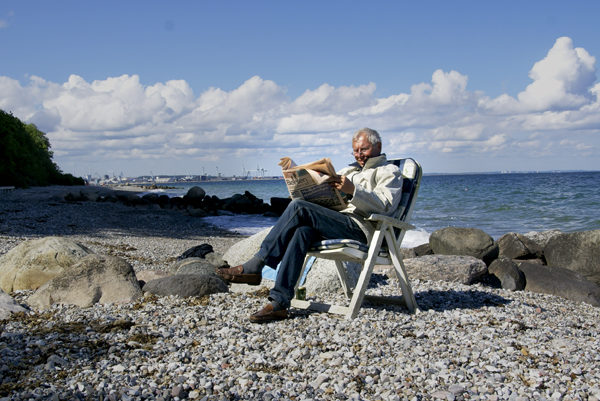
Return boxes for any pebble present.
[1,188,600,399]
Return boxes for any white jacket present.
[338,154,404,240]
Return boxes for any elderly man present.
[217,128,404,323]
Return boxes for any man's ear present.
[373,142,382,155]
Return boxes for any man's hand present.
[331,175,355,195]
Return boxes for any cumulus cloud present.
[0,36,598,176]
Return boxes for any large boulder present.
[429,227,499,265]
[142,274,228,297]
[27,254,143,309]
[516,261,600,307]
[0,289,26,319]
[223,228,272,268]
[488,258,526,291]
[0,237,93,293]
[303,258,362,296]
[497,233,542,260]
[403,255,488,285]
[543,230,600,286]
[522,230,562,250]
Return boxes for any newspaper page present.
[278,157,348,211]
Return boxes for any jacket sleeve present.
[347,164,404,217]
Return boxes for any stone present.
[0,236,93,293]
[429,227,499,265]
[223,227,272,267]
[522,230,562,249]
[27,254,143,309]
[544,230,600,286]
[172,257,219,275]
[142,274,228,297]
[403,255,488,285]
[0,288,26,319]
[303,258,362,296]
[497,232,542,260]
[516,261,600,307]
[178,244,214,260]
[488,258,526,291]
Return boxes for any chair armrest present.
[367,214,415,230]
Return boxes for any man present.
[217,128,404,323]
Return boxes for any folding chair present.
[291,158,422,319]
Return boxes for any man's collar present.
[349,154,387,170]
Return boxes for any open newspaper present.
[278,157,348,211]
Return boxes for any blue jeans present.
[256,199,367,308]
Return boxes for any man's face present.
[352,133,381,167]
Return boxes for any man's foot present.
[216,265,262,285]
[249,303,289,323]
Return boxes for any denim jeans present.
[256,199,367,308]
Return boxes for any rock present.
[27,254,143,309]
[187,207,209,217]
[303,258,362,296]
[269,197,292,216]
[222,191,269,214]
[136,269,170,287]
[172,257,219,275]
[142,274,228,297]
[488,258,526,291]
[0,288,26,319]
[0,236,93,293]
[544,230,600,286]
[497,232,542,260]
[404,255,488,285]
[185,186,206,200]
[413,243,434,256]
[429,227,499,265]
[516,261,600,307]
[178,244,214,260]
[223,228,272,267]
[522,229,562,249]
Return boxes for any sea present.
[146,171,600,247]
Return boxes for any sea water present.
[148,171,600,246]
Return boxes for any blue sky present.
[1,1,599,177]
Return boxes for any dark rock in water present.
[488,258,526,291]
[270,197,292,216]
[222,191,269,214]
[429,227,499,265]
[183,186,206,208]
[497,232,542,260]
[517,261,600,307]
[178,244,214,260]
[544,230,600,286]
[142,274,228,297]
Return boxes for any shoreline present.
[1,186,600,399]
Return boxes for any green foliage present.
[0,109,85,187]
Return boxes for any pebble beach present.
[1,187,600,400]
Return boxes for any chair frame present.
[291,158,422,319]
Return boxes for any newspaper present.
[278,157,348,211]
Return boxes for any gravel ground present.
[1,187,599,400]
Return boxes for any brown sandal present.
[216,265,262,285]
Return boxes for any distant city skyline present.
[1,1,599,177]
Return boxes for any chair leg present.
[384,229,419,313]
[334,260,352,299]
[346,229,385,319]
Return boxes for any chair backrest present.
[389,157,422,225]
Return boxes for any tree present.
[0,109,84,187]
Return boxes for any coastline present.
[1,186,600,399]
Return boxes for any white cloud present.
[0,36,598,176]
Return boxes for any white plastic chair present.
[291,158,422,319]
